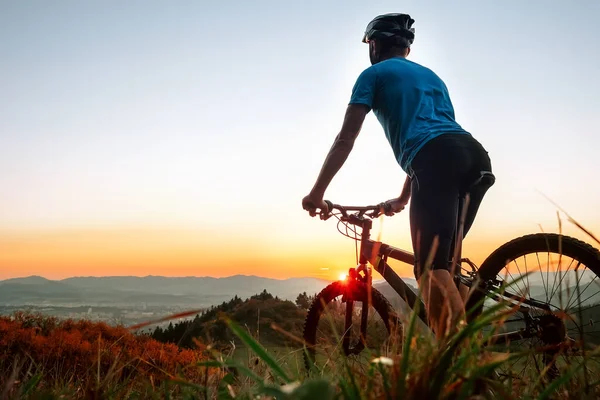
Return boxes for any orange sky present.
[3,220,596,281]
[0,225,487,281]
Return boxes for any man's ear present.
[406,47,411,56]
[369,40,377,53]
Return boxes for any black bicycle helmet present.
[362,13,415,45]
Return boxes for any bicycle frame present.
[339,209,543,352]
[354,217,428,323]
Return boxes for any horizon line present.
[0,273,339,282]
[0,273,415,283]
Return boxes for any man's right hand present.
[381,176,412,216]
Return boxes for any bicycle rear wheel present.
[302,280,400,374]
[468,233,600,384]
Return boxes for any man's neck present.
[379,51,407,62]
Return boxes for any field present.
[1,297,599,400]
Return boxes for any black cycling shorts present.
[408,133,493,279]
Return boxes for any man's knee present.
[413,261,452,282]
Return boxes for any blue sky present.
[1,0,599,279]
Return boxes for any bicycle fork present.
[341,215,375,356]
[342,298,369,355]
[342,262,373,356]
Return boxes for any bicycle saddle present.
[464,170,495,193]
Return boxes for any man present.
[301,13,493,339]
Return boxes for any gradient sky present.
[1,0,599,281]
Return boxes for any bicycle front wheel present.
[302,280,399,374]
[468,233,600,383]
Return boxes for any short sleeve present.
[349,67,377,110]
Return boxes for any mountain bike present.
[302,171,600,381]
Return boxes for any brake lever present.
[319,210,331,220]
[366,209,379,218]
[319,200,335,220]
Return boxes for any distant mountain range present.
[0,275,332,307]
[2,273,596,311]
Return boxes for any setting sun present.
[338,273,348,281]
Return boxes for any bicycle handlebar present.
[319,200,393,220]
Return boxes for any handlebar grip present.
[383,202,392,214]
[366,201,392,218]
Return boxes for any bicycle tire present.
[467,233,600,319]
[302,281,398,374]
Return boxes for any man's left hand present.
[302,193,329,217]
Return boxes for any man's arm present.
[308,104,370,198]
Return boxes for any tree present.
[295,291,311,310]
[251,289,273,301]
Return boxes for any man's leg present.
[421,269,466,340]
[410,178,466,340]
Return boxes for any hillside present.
[151,290,307,349]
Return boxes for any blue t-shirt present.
[349,57,470,173]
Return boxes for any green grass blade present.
[338,378,358,400]
[164,379,171,400]
[225,318,292,384]
[289,380,336,400]
[343,362,362,400]
[259,385,291,399]
[536,366,579,400]
[197,359,264,384]
[397,290,422,396]
[260,380,335,400]
[19,373,42,395]
[429,294,525,395]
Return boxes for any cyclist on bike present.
[302,13,493,339]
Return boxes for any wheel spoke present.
[512,258,528,299]
[536,252,549,302]
[567,275,599,310]
[563,262,586,309]
[549,258,576,305]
